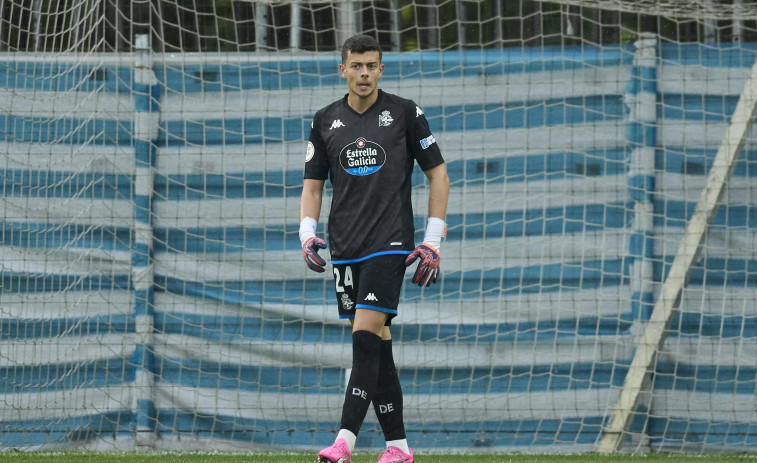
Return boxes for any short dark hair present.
[341,34,382,63]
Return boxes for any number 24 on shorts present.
[333,266,353,292]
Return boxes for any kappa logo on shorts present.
[365,293,378,302]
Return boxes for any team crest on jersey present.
[339,137,387,176]
[379,110,394,127]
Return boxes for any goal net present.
[1,0,756,454]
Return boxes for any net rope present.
[538,0,757,20]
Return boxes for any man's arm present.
[300,178,325,222]
[299,179,328,272]
[405,162,450,287]
[424,163,449,221]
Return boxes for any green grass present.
[1,452,756,463]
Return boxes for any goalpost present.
[542,0,757,452]
[1,0,757,454]
[598,35,757,454]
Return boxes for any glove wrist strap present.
[299,216,318,244]
[422,217,446,250]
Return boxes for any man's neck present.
[348,91,379,114]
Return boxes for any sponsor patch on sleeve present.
[306,141,315,162]
[419,134,436,150]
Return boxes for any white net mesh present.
[0,0,756,454]
[538,0,757,20]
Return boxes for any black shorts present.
[331,252,408,326]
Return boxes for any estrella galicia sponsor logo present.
[419,134,436,149]
[339,137,386,176]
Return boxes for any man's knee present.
[352,308,387,335]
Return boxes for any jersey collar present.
[342,88,384,116]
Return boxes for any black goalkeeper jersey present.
[304,89,445,262]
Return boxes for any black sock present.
[340,330,382,436]
[372,339,406,441]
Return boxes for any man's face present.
[339,50,384,99]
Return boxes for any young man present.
[299,34,449,463]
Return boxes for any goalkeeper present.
[299,34,449,463]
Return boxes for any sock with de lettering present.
[340,330,382,435]
[373,339,406,441]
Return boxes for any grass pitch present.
[1,452,756,463]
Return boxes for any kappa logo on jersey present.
[330,119,345,130]
[365,293,378,302]
[420,134,436,149]
[416,106,424,117]
[339,137,387,176]
[379,110,394,127]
